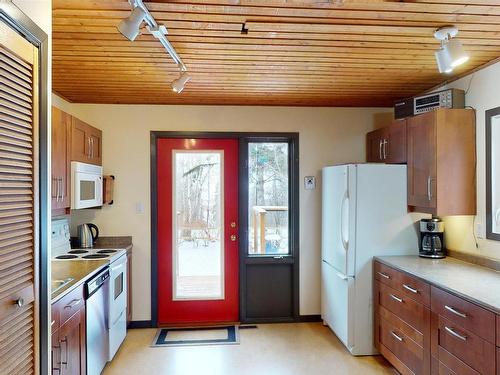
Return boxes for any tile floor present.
[103,323,396,375]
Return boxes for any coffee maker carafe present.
[419,218,445,258]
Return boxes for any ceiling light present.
[117,6,146,41]
[171,72,191,93]
[435,48,453,74]
[434,26,469,74]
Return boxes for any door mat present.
[151,325,239,347]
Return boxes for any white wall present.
[438,61,500,259]
[53,95,391,320]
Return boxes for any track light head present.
[117,6,146,41]
[435,48,453,74]
[171,72,191,93]
[433,26,469,74]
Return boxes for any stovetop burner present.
[68,250,89,254]
[97,249,117,254]
[81,254,109,259]
[56,255,78,260]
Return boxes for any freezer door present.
[322,165,350,275]
[321,261,354,351]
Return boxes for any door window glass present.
[173,151,224,300]
[247,143,289,255]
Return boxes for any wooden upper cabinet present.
[385,120,407,164]
[366,128,385,163]
[71,117,102,166]
[366,120,407,164]
[407,109,476,216]
[52,107,71,211]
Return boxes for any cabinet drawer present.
[431,287,495,343]
[374,261,430,306]
[380,314,425,375]
[379,304,425,348]
[436,348,481,375]
[378,281,428,333]
[399,272,431,307]
[53,284,84,326]
[374,261,400,289]
[436,315,495,375]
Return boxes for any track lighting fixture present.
[118,0,188,93]
[117,6,146,41]
[434,26,469,74]
[171,71,191,93]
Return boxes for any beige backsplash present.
[442,216,500,260]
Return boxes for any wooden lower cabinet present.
[374,260,498,375]
[52,285,86,375]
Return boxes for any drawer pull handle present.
[51,320,56,327]
[64,299,81,309]
[377,272,390,279]
[402,284,418,294]
[390,331,404,342]
[444,305,467,318]
[445,326,467,342]
[390,294,403,303]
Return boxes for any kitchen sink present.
[51,277,73,294]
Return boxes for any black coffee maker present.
[419,218,446,258]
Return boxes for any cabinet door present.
[52,330,61,375]
[71,117,90,164]
[88,127,102,165]
[385,120,407,164]
[52,107,71,211]
[366,128,385,162]
[407,112,437,210]
[59,309,86,375]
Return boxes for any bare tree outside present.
[248,143,289,254]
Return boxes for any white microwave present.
[71,161,103,209]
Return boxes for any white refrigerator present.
[321,163,422,355]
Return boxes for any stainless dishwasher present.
[85,268,110,375]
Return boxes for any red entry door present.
[157,138,239,324]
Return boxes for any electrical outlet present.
[475,222,484,238]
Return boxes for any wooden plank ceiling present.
[52,0,500,106]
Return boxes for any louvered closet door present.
[0,20,39,375]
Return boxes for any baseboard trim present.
[128,320,153,329]
[298,314,322,322]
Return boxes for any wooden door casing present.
[0,18,39,375]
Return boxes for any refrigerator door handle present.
[335,270,352,281]
[340,190,349,252]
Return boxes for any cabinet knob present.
[230,235,237,242]
[14,298,24,307]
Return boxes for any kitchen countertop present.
[52,236,133,303]
[375,255,500,314]
[51,259,108,303]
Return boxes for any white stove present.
[51,218,128,365]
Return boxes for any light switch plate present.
[135,202,145,214]
[304,176,316,190]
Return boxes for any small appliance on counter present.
[419,218,446,258]
[78,223,99,248]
